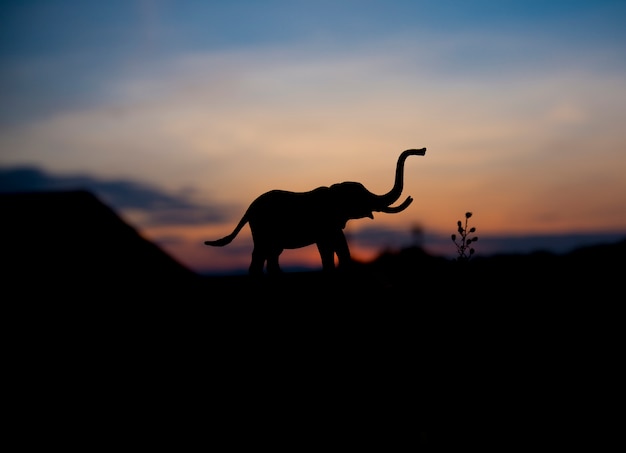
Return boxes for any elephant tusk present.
[380,196,413,213]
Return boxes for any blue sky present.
[4,0,625,123]
[2,0,625,273]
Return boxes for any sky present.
[1,0,625,274]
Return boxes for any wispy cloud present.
[0,166,230,226]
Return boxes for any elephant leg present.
[333,230,352,269]
[249,248,266,276]
[316,241,336,271]
[266,249,283,274]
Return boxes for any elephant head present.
[205,147,427,274]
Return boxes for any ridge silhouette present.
[1,190,198,296]
[205,148,427,275]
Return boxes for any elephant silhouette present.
[205,148,427,275]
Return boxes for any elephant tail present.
[204,213,249,247]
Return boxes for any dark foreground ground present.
[4,192,623,449]
[9,246,623,450]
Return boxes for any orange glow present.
[143,221,407,274]
[143,223,331,274]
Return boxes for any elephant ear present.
[308,186,344,228]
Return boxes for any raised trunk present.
[374,148,426,211]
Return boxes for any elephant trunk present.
[373,148,426,211]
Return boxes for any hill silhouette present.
[1,190,199,297]
[3,190,622,449]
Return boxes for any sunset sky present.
[2,0,625,274]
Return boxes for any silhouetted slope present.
[1,190,198,294]
[364,237,623,299]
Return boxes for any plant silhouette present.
[451,211,478,261]
[205,148,427,275]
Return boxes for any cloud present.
[0,166,230,226]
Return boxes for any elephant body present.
[248,187,356,274]
[205,148,426,275]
